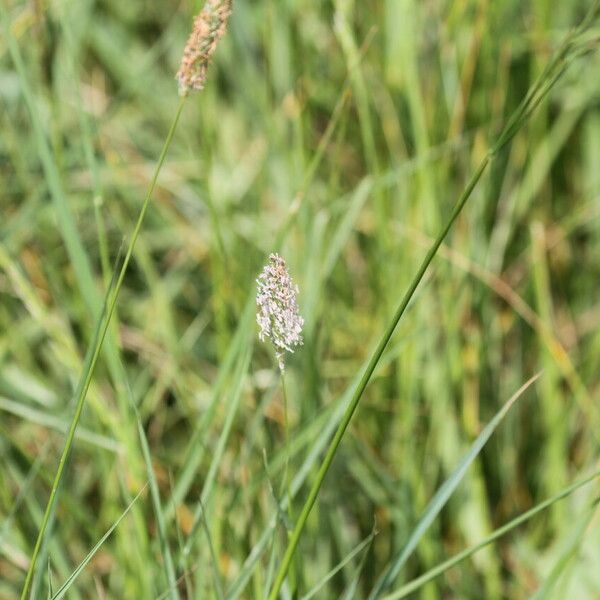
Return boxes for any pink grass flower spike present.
[176,0,233,95]
[256,254,304,371]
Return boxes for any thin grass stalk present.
[280,372,297,595]
[266,8,600,596]
[300,528,377,600]
[281,373,291,510]
[20,96,186,599]
[266,155,489,600]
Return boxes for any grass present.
[1,0,600,598]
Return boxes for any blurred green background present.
[1,0,600,598]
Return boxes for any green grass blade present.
[134,405,180,599]
[182,345,251,557]
[339,525,378,600]
[369,372,541,598]
[196,499,225,600]
[266,10,598,594]
[261,448,287,600]
[267,149,490,600]
[168,295,255,518]
[0,444,48,549]
[17,93,186,599]
[227,338,425,600]
[46,560,52,599]
[0,396,120,453]
[322,177,373,278]
[18,245,123,599]
[0,2,98,316]
[382,470,600,600]
[529,507,596,600]
[50,485,148,600]
[300,528,377,600]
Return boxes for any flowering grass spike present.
[256,253,304,371]
[176,0,233,95]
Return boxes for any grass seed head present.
[176,0,233,95]
[256,253,304,371]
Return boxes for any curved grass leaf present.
[369,372,541,598]
[382,470,600,600]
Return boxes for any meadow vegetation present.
[1,0,600,598]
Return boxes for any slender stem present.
[280,370,297,595]
[280,371,292,501]
[20,96,187,600]
[266,9,600,594]
[267,155,490,600]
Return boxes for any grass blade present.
[0,443,49,549]
[266,152,488,599]
[382,470,600,600]
[168,295,255,518]
[300,528,377,600]
[0,397,120,453]
[16,89,186,599]
[227,331,430,600]
[196,499,225,600]
[182,345,251,557]
[134,404,180,599]
[50,485,148,600]
[369,372,541,598]
[339,525,378,600]
[266,9,598,594]
[529,508,596,600]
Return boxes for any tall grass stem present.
[266,8,600,593]
[20,96,186,599]
[266,154,490,600]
